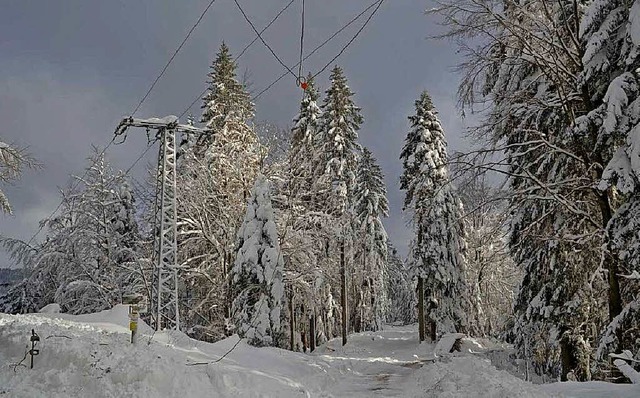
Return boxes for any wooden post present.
[418,277,425,342]
[289,288,295,351]
[341,238,347,346]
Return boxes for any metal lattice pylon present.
[114,116,204,331]
[151,129,180,331]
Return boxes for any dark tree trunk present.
[310,314,316,352]
[560,333,577,382]
[418,277,425,342]
[341,238,347,346]
[597,190,623,321]
[289,289,295,351]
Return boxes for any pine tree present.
[400,90,468,339]
[353,147,389,331]
[231,175,285,347]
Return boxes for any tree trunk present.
[430,320,437,342]
[310,313,316,352]
[289,289,295,351]
[341,238,347,346]
[418,277,425,342]
[560,333,577,382]
[597,190,623,321]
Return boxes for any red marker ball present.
[300,82,308,90]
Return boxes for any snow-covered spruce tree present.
[385,241,416,325]
[272,75,336,350]
[1,150,143,314]
[430,1,613,380]
[580,0,640,369]
[315,66,363,216]
[315,66,364,339]
[176,42,264,341]
[289,74,322,206]
[353,147,389,331]
[0,140,37,214]
[230,175,285,347]
[197,42,254,152]
[400,91,468,339]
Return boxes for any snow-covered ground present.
[1,306,638,397]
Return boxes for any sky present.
[0,0,472,267]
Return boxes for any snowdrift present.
[1,306,638,397]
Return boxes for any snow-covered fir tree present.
[231,175,285,347]
[400,90,468,336]
[352,147,389,331]
[311,66,364,338]
[289,74,322,206]
[429,0,631,380]
[197,42,254,152]
[315,66,363,216]
[580,0,640,369]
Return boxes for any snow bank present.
[2,308,635,397]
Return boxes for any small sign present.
[123,294,148,314]
[122,294,144,305]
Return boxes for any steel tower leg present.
[152,129,180,331]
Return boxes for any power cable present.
[310,0,385,80]
[236,0,296,61]
[130,0,218,116]
[124,140,158,176]
[251,0,383,102]
[233,0,298,80]
[297,0,305,83]
[179,0,296,119]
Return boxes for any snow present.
[39,303,61,314]
[434,333,465,356]
[134,115,179,125]
[630,1,640,46]
[1,307,638,397]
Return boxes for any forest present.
[1,0,639,386]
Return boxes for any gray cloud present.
[0,0,468,266]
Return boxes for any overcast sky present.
[0,0,471,267]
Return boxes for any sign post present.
[123,294,146,345]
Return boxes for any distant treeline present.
[0,268,23,292]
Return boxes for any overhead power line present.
[251,0,384,102]
[297,0,306,82]
[233,0,298,80]
[179,0,296,119]
[131,0,218,117]
[311,0,385,80]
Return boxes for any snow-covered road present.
[1,306,638,397]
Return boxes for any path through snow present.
[1,307,638,397]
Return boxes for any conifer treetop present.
[400,90,449,215]
[201,42,254,132]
